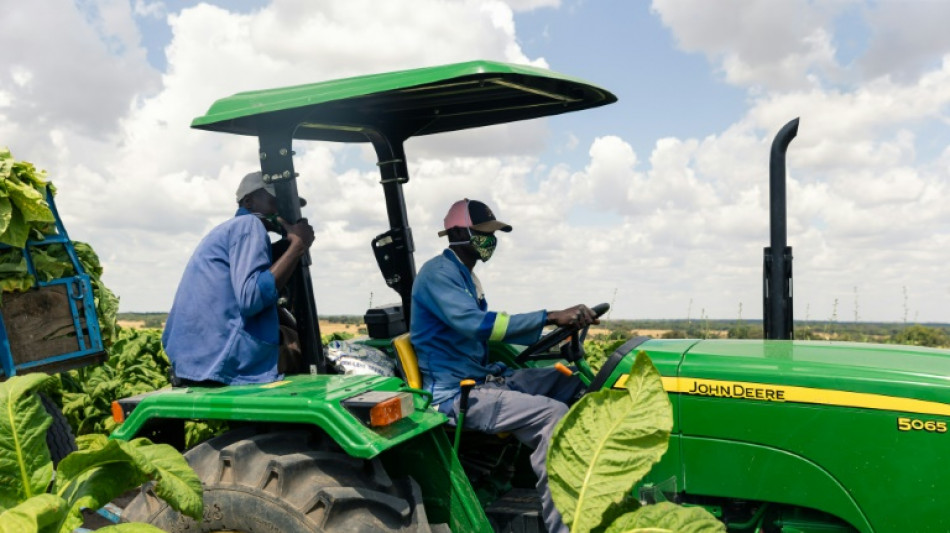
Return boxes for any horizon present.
[115,311,950,328]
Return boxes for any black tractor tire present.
[39,392,77,465]
[123,427,437,532]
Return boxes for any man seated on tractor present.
[163,171,314,386]
[411,198,597,533]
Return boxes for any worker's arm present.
[229,219,280,317]
[418,265,546,345]
[270,218,315,289]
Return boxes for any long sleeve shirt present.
[410,249,547,404]
[163,207,280,385]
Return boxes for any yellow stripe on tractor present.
[613,375,950,417]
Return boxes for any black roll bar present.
[365,130,417,327]
[258,127,325,373]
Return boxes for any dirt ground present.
[319,320,362,335]
[588,327,696,338]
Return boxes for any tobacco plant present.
[548,352,725,533]
[0,373,202,533]
[60,328,170,436]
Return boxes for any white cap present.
[235,171,307,206]
[235,171,275,202]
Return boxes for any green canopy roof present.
[191,60,617,143]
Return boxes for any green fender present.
[109,374,445,459]
[680,436,872,532]
[110,374,493,531]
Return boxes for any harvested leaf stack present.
[0,147,119,346]
[0,147,56,247]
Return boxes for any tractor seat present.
[392,333,422,389]
[392,333,512,441]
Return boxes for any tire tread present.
[123,427,433,532]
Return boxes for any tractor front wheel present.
[122,427,435,532]
[39,392,77,465]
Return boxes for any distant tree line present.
[118,313,950,349]
[596,319,950,348]
[117,312,167,328]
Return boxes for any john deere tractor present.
[113,61,950,533]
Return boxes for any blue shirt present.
[163,208,280,385]
[410,249,547,404]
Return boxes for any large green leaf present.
[94,280,120,346]
[5,174,53,225]
[0,249,25,274]
[123,437,203,520]
[0,493,67,533]
[72,241,103,277]
[52,438,150,533]
[0,196,12,237]
[0,206,29,248]
[29,246,73,282]
[0,374,57,512]
[0,249,33,296]
[0,148,13,180]
[11,160,48,189]
[604,502,726,533]
[53,435,202,525]
[547,352,673,533]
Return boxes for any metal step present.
[486,488,544,533]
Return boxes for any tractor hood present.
[667,339,950,413]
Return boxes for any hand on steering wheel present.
[546,304,599,329]
[515,303,609,365]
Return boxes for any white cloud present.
[0,0,158,145]
[636,0,950,321]
[860,1,950,82]
[134,0,166,18]
[499,0,560,12]
[4,0,950,324]
[10,66,33,88]
[0,0,558,313]
[650,0,844,91]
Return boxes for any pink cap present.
[438,199,512,236]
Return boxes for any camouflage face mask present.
[470,232,497,262]
[254,213,285,235]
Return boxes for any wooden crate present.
[2,284,94,366]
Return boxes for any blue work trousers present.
[442,367,584,533]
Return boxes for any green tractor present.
[112,61,949,533]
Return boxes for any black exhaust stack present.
[763,118,799,340]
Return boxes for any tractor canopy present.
[189,60,617,372]
[191,60,617,142]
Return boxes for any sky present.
[2,0,950,323]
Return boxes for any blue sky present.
[516,1,749,161]
[3,0,950,323]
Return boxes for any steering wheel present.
[515,303,610,365]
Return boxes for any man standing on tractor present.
[411,198,597,533]
[163,171,314,386]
